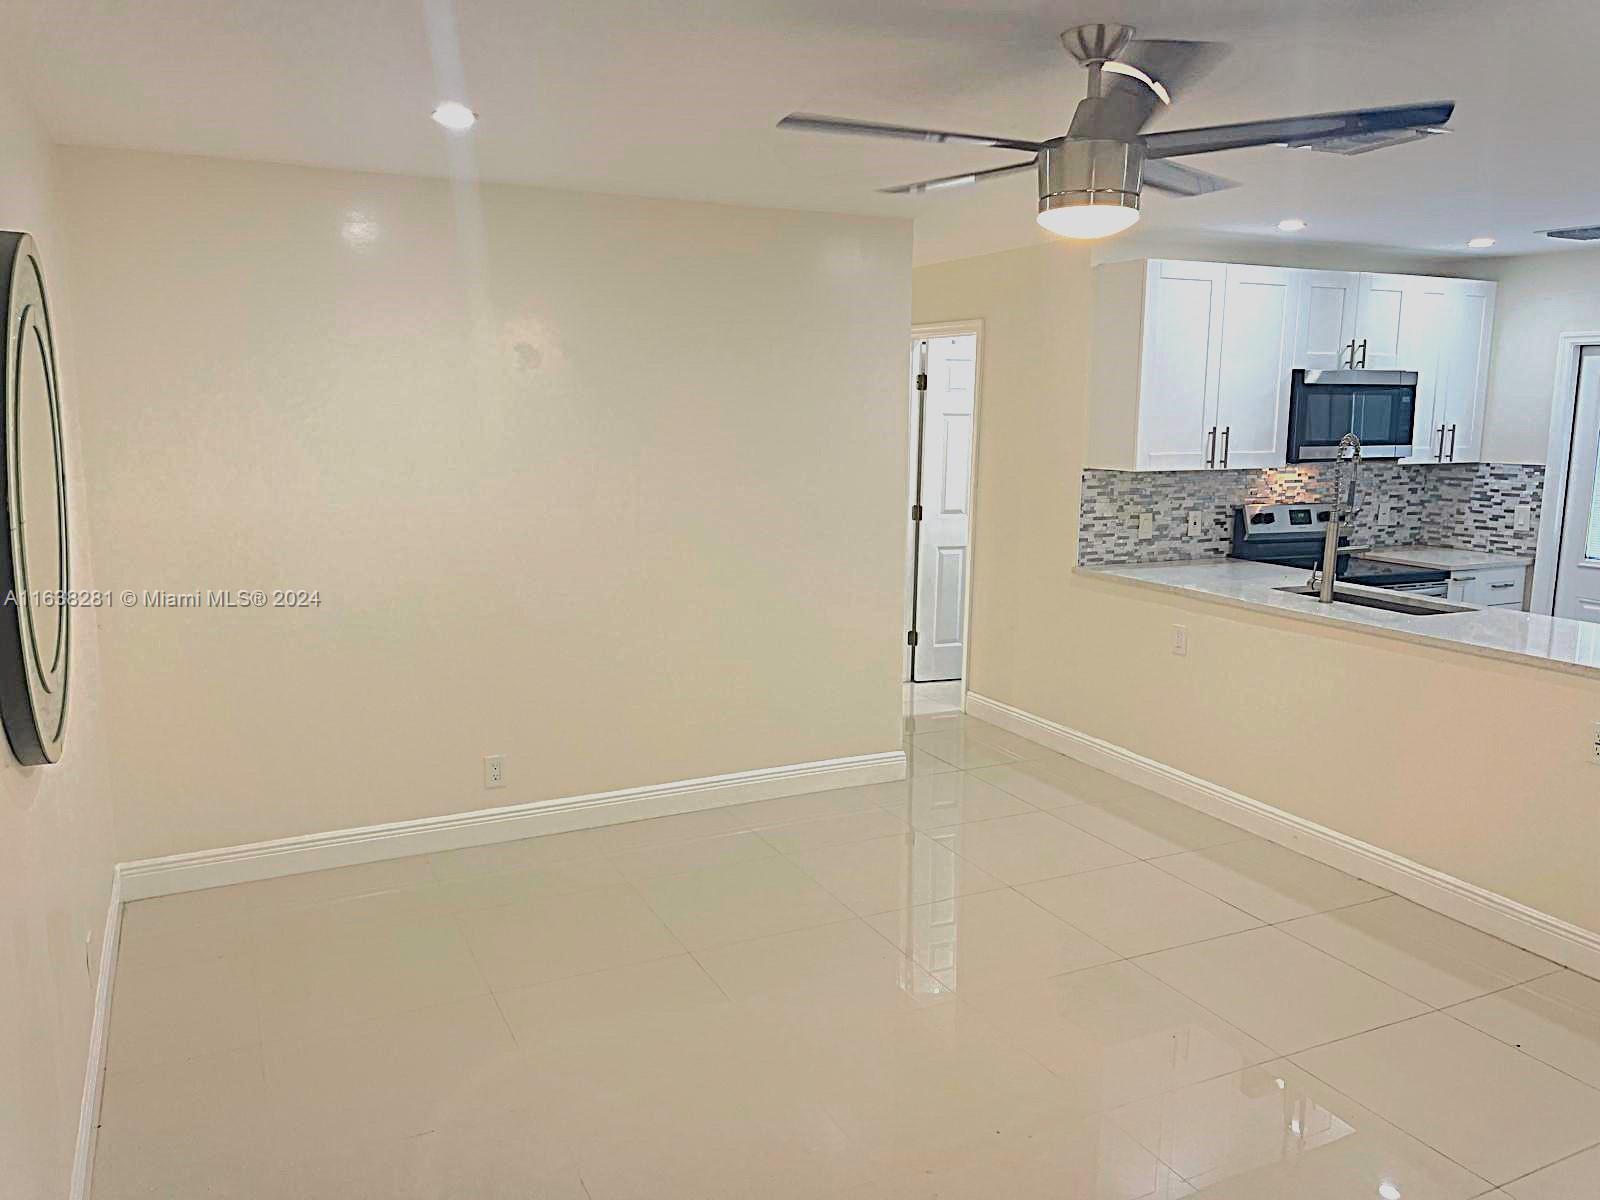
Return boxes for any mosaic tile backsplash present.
[1078,462,1544,567]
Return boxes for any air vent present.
[1545,225,1600,241]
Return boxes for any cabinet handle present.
[1358,339,1369,368]
[1446,424,1457,461]
[1455,575,1477,582]
[1344,339,1356,368]
[1436,425,1446,459]
[1205,425,1217,468]
[1219,426,1231,469]
[1490,581,1515,589]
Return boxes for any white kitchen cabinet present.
[1405,278,1497,463]
[1292,271,1359,370]
[1215,265,1298,467]
[1136,259,1225,471]
[1351,273,1419,369]
[1088,258,1497,472]
[1446,563,1526,608]
[1088,259,1290,471]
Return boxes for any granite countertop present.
[1358,545,1534,572]
[1078,558,1600,680]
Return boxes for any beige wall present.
[0,91,117,1195]
[1476,248,1600,464]
[915,242,1600,937]
[60,147,911,861]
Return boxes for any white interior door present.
[1554,348,1600,622]
[911,333,976,681]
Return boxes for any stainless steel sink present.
[1275,585,1473,617]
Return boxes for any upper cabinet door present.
[1353,273,1417,369]
[1436,279,1496,463]
[1214,265,1296,468]
[1137,260,1225,470]
[1400,280,1449,462]
[1292,271,1360,370]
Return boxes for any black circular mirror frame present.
[0,231,69,765]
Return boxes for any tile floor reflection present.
[94,714,1599,1198]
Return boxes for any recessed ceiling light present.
[431,101,477,132]
[1378,1183,1402,1200]
[1277,218,1308,233]
[1466,236,1496,249]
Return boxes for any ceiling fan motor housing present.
[1038,138,1144,221]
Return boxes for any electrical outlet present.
[1591,724,1600,765]
[1515,505,1532,532]
[1379,500,1397,526]
[1137,512,1154,540]
[484,754,506,789]
[1187,511,1205,538]
[1171,624,1188,657]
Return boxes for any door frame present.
[1532,330,1600,614]
[906,319,984,701]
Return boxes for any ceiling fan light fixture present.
[1037,139,1143,239]
[1037,194,1142,239]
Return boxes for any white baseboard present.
[70,869,124,1200]
[967,691,1600,980]
[118,749,905,901]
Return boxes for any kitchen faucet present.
[1309,433,1362,603]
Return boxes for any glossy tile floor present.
[96,714,1600,1199]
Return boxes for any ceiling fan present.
[779,22,1455,239]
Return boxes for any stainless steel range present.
[1228,504,1451,595]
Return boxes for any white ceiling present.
[3,0,1596,264]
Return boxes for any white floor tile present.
[1137,925,1427,1054]
[1049,790,1251,859]
[869,770,1037,829]
[960,959,1274,1110]
[932,810,1134,884]
[1110,1060,1492,1199]
[1502,1144,1600,1200]
[1292,1012,1600,1185]
[105,956,259,1073]
[1152,838,1388,922]
[454,882,684,990]
[635,855,853,949]
[1280,895,1559,1008]
[757,806,909,854]
[1449,969,1600,1090]
[1020,861,1261,957]
[787,829,1004,916]
[866,887,1117,994]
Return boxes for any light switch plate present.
[1137,512,1154,540]
[1187,511,1205,537]
[1379,501,1397,525]
[1171,624,1188,656]
[1515,505,1532,532]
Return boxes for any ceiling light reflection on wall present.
[1277,218,1308,233]
[431,101,477,132]
[1466,236,1496,248]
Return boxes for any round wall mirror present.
[0,231,68,764]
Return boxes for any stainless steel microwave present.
[1285,369,1418,461]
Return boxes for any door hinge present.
[915,372,928,391]
[910,503,923,521]
[906,630,919,647]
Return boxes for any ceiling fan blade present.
[1142,158,1237,197]
[778,113,1045,153]
[881,158,1037,195]
[1143,100,1455,159]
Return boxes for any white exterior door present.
[1138,260,1225,470]
[1554,348,1600,622]
[911,334,976,680]
[1293,270,1360,370]
[1214,265,1296,468]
